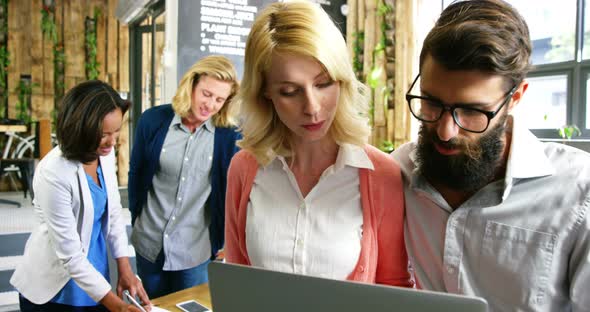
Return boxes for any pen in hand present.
[124,290,148,312]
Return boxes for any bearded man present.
[392,1,590,311]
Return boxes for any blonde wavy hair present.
[172,55,239,127]
[235,1,371,165]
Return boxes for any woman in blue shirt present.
[11,80,150,311]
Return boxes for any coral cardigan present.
[225,144,413,287]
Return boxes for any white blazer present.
[10,146,129,304]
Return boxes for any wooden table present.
[0,125,27,133]
[151,283,212,311]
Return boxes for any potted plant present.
[558,124,581,140]
[15,75,38,124]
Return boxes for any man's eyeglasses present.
[405,74,518,133]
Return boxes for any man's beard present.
[415,115,508,193]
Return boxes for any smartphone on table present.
[176,300,211,312]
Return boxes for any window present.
[586,74,590,126]
[518,75,568,129]
[440,0,590,139]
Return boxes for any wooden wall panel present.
[94,0,107,81]
[117,113,129,185]
[119,22,129,92]
[5,0,133,186]
[64,0,85,91]
[31,0,44,120]
[7,0,29,119]
[393,0,414,147]
[107,0,119,89]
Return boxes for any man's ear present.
[507,80,529,112]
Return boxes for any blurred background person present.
[128,55,241,298]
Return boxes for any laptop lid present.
[208,262,488,312]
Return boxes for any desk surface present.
[151,284,211,311]
[0,125,27,132]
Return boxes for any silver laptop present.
[208,262,488,312]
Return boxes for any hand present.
[120,303,148,312]
[101,292,152,312]
[115,258,151,308]
[216,249,225,261]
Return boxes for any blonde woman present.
[128,55,240,298]
[225,1,412,287]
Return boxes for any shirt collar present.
[504,115,555,180]
[334,143,374,171]
[272,143,374,172]
[408,115,555,200]
[502,115,554,200]
[171,114,215,133]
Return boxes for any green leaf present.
[558,124,582,139]
[367,66,383,89]
[379,140,395,153]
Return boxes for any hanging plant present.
[40,2,57,43]
[352,31,364,79]
[53,43,65,129]
[54,43,65,98]
[0,0,9,120]
[15,76,38,124]
[0,0,7,44]
[0,46,9,120]
[85,8,101,80]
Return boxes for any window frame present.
[526,0,590,139]
[440,0,590,139]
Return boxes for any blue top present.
[51,165,110,306]
[128,104,241,259]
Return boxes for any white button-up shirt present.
[392,116,590,311]
[245,144,374,280]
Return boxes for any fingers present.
[136,281,151,307]
[127,305,142,312]
[117,284,124,298]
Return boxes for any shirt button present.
[359,265,365,273]
[209,156,212,160]
[177,197,182,201]
[181,176,185,181]
[162,148,166,153]
[447,266,454,274]
[164,234,169,238]
[296,239,303,247]
[299,202,305,209]
[172,216,176,221]
[184,157,189,161]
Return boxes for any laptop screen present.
[208,262,488,312]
